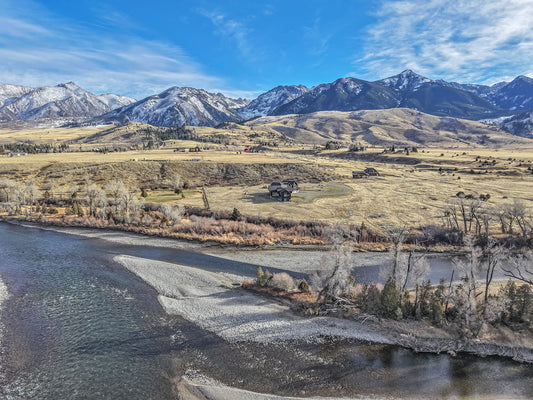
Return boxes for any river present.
[0,222,531,399]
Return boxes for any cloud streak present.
[0,3,256,99]
[198,9,256,63]
[357,0,533,84]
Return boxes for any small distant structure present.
[244,146,265,153]
[352,171,369,179]
[9,152,28,157]
[174,148,186,152]
[268,179,299,201]
[364,167,379,176]
[352,167,380,179]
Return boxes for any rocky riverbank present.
[113,254,533,363]
[6,220,532,363]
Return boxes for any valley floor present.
[1,146,533,233]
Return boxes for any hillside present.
[245,108,531,147]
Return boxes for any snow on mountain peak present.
[235,84,309,119]
[377,70,432,91]
[97,86,244,127]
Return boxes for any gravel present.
[178,374,372,400]
[114,255,392,344]
[204,249,392,275]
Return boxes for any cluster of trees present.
[0,176,185,226]
[313,231,532,338]
[0,178,42,214]
[0,143,69,154]
[443,197,532,244]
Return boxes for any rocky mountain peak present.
[376,70,432,91]
[235,84,309,119]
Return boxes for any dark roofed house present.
[268,179,299,201]
[353,167,379,179]
[268,181,282,195]
[352,171,369,179]
[364,167,379,176]
[282,179,299,193]
[276,188,292,202]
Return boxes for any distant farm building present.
[353,167,380,179]
[244,146,266,153]
[364,168,379,176]
[268,179,299,201]
[352,171,369,179]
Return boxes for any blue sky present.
[1,0,532,99]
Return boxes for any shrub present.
[160,203,184,224]
[47,206,58,214]
[255,267,273,287]
[141,213,154,226]
[298,279,310,293]
[270,272,295,291]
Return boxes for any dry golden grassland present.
[0,126,108,145]
[2,140,532,233]
[175,156,533,232]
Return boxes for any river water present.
[0,222,531,399]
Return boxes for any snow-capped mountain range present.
[95,87,247,127]
[1,70,533,135]
[235,85,309,119]
[0,82,135,123]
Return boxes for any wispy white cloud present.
[0,3,249,99]
[198,9,256,62]
[262,4,275,16]
[0,16,52,38]
[356,0,533,84]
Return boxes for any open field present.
[2,117,533,234]
[0,126,109,145]
[1,143,533,233]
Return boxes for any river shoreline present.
[2,219,532,364]
[0,274,8,339]
[1,221,531,400]
[113,253,533,364]
[0,215,464,253]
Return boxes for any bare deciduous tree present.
[167,173,182,193]
[26,181,40,212]
[11,183,25,214]
[160,203,184,224]
[105,179,126,205]
[116,186,144,221]
[386,225,409,282]
[312,241,354,304]
[501,251,533,285]
[0,178,14,202]
[452,235,483,336]
[86,184,107,217]
[44,180,56,201]
[482,240,507,304]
